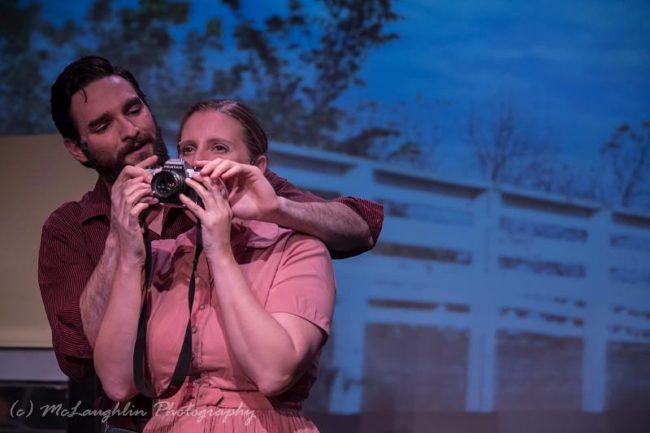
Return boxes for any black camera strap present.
[133,221,202,399]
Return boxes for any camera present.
[148,158,200,206]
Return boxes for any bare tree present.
[466,101,551,184]
[601,121,650,209]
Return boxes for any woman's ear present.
[254,154,268,173]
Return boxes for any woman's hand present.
[180,175,234,260]
[195,158,280,221]
[109,155,159,263]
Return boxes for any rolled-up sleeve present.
[265,170,384,259]
[38,206,95,379]
[332,196,384,253]
[265,234,336,337]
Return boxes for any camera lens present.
[151,170,185,199]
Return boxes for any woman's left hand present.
[180,175,233,259]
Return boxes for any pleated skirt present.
[144,406,319,433]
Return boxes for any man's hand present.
[109,155,158,261]
[196,159,280,221]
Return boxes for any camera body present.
[148,158,200,206]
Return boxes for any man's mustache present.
[117,133,157,160]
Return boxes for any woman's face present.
[178,110,252,166]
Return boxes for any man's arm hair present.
[272,198,373,253]
[38,205,98,379]
[266,170,384,258]
[79,230,118,348]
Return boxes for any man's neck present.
[100,176,114,192]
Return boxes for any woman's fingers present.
[208,160,233,180]
[179,193,204,218]
[197,159,222,177]
[185,177,215,207]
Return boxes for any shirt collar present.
[80,177,112,224]
[146,207,289,250]
[230,218,290,249]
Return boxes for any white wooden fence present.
[269,143,650,414]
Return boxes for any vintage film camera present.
[148,158,200,206]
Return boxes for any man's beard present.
[83,124,169,184]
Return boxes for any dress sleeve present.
[265,234,336,337]
[38,204,95,379]
[265,169,385,259]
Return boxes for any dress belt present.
[159,382,302,411]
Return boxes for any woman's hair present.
[178,99,268,162]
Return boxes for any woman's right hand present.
[109,156,159,263]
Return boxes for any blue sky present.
[342,0,650,168]
[36,0,650,175]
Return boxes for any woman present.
[94,99,335,432]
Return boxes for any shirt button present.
[199,304,206,310]
[191,325,198,333]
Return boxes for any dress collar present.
[145,207,289,249]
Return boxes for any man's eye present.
[127,104,142,115]
[93,123,109,133]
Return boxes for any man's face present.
[68,76,167,181]
[178,110,253,166]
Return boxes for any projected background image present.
[1,1,650,432]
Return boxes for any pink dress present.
[142,219,336,433]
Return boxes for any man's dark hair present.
[50,56,148,141]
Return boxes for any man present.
[38,56,383,431]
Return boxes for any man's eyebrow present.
[87,112,112,130]
[86,97,142,130]
[123,97,142,111]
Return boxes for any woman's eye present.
[212,144,228,152]
[181,146,195,154]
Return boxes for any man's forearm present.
[94,256,143,402]
[270,198,373,252]
[79,230,118,348]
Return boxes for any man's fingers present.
[121,179,152,199]
[126,187,156,207]
[114,155,158,185]
[122,175,146,188]
[140,196,159,205]
[130,202,150,219]
[113,177,148,203]
[116,165,153,184]
[135,155,159,169]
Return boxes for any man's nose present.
[118,115,140,140]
